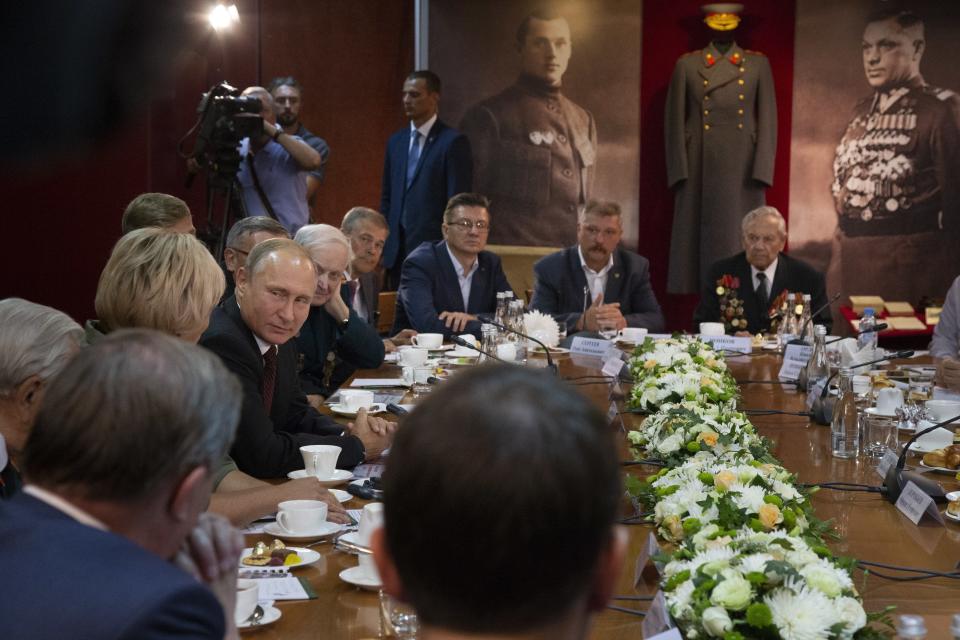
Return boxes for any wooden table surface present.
[241,352,960,638]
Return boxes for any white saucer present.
[329,402,386,417]
[864,407,897,418]
[444,349,478,358]
[531,346,570,355]
[238,604,281,630]
[262,521,344,542]
[239,546,321,569]
[287,469,353,486]
[918,461,957,474]
[339,566,382,590]
[945,509,960,523]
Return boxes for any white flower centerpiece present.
[626,337,738,413]
[522,309,560,348]
[627,401,770,467]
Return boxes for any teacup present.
[235,579,260,625]
[412,333,443,350]
[496,342,517,362]
[618,327,648,343]
[397,347,429,367]
[357,502,384,547]
[300,444,341,478]
[875,387,904,415]
[925,399,960,423]
[358,553,381,582]
[699,322,725,336]
[276,499,328,533]
[339,389,374,412]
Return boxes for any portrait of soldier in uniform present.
[828,7,960,303]
[459,8,597,248]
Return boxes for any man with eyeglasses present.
[201,238,394,478]
[694,206,830,335]
[221,216,290,301]
[393,193,513,339]
[531,200,664,333]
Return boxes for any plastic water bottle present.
[831,367,859,459]
[896,614,927,639]
[858,307,878,352]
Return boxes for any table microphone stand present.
[882,413,959,504]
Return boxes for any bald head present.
[236,239,317,345]
[242,86,276,127]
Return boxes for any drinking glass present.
[862,412,897,458]
[379,591,418,639]
[907,373,934,404]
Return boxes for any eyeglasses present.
[581,225,620,239]
[447,219,490,232]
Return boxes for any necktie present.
[406,131,421,187]
[756,272,769,312]
[262,345,278,414]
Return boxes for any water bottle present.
[479,324,498,364]
[798,294,813,342]
[896,614,927,639]
[858,307,878,353]
[509,300,528,363]
[950,613,960,640]
[805,325,830,388]
[831,367,859,459]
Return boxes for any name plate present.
[778,344,813,381]
[570,336,614,358]
[642,591,677,639]
[698,334,753,354]
[895,481,945,525]
[875,448,899,479]
[602,355,626,378]
[633,532,662,586]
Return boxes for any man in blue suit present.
[380,70,473,287]
[393,193,513,339]
[0,330,244,639]
[531,200,665,333]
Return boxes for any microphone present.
[450,334,509,364]
[385,403,408,416]
[881,413,960,503]
[477,316,558,376]
[824,324,888,345]
[788,292,841,345]
[810,350,915,425]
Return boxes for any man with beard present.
[235,86,322,235]
[531,200,663,333]
[269,77,331,216]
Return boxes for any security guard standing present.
[460,9,596,248]
[664,3,778,295]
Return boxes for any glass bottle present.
[831,368,859,459]
[805,325,830,389]
[896,614,927,639]
[509,299,528,363]
[494,292,507,332]
[798,293,813,342]
[479,324,498,364]
[858,307,878,353]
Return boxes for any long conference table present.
[244,350,960,638]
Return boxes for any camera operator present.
[236,86,321,235]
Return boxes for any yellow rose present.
[705,358,718,369]
[758,503,782,530]
[664,515,684,540]
[697,430,719,447]
[644,359,658,370]
[714,471,736,491]
[701,376,715,387]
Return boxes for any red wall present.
[638,0,796,331]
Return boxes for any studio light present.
[208,4,240,31]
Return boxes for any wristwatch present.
[272,128,283,142]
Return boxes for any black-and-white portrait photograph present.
[429,0,642,249]
[789,0,960,305]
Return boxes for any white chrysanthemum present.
[834,596,867,637]
[522,309,560,347]
[737,552,774,575]
[666,578,696,618]
[765,579,838,640]
[800,559,854,597]
[732,485,766,513]
[688,546,736,574]
[772,479,802,501]
[657,433,683,454]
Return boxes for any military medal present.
[529,131,543,145]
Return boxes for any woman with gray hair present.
[294,224,386,407]
[0,298,83,499]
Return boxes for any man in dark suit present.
[393,193,513,339]
[694,206,831,334]
[0,330,242,639]
[531,200,664,333]
[201,238,393,479]
[380,70,473,287]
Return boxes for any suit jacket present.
[530,246,665,332]
[665,42,777,294]
[200,298,364,478]
[296,301,385,397]
[693,252,831,334]
[392,240,513,339]
[0,493,223,639]
[380,119,473,269]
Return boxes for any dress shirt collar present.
[446,243,479,280]
[577,245,614,276]
[750,257,778,290]
[409,113,437,143]
[24,485,109,531]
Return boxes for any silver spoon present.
[246,605,265,627]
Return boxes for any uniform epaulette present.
[745,49,766,57]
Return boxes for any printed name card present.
[570,336,614,358]
[698,334,753,354]
[895,481,945,525]
[602,355,626,378]
[634,532,662,586]
[875,449,899,479]
[642,591,678,639]
[778,344,813,381]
